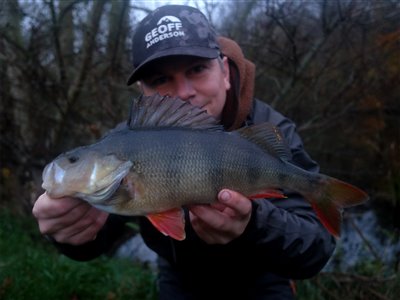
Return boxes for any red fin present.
[290,280,297,296]
[311,202,341,238]
[146,208,186,241]
[249,189,286,199]
[308,176,369,238]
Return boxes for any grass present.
[296,272,400,300]
[1,210,398,300]
[0,210,158,300]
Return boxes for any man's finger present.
[218,189,252,216]
[32,193,83,219]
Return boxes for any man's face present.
[139,56,230,120]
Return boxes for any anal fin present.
[146,208,186,241]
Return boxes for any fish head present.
[42,147,133,204]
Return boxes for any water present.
[114,234,158,271]
[324,209,400,271]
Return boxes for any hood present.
[218,37,255,130]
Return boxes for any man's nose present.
[174,77,196,101]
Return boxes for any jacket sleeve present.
[48,215,134,261]
[238,99,336,279]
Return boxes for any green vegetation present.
[1,210,398,299]
[0,211,158,300]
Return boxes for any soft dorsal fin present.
[236,123,292,161]
[128,94,223,131]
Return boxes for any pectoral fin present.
[146,208,186,241]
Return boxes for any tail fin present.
[307,177,369,238]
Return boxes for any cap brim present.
[126,47,220,85]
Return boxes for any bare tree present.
[0,0,138,210]
[217,0,399,197]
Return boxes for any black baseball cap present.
[126,5,220,85]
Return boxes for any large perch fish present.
[42,94,369,240]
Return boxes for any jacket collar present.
[218,37,255,130]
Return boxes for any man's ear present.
[137,81,143,92]
[222,56,231,91]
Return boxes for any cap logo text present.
[145,16,185,48]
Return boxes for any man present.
[33,5,336,299]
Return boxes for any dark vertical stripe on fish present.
[166,142,185,203]
[244,151,262,187]
[209,147,224,198]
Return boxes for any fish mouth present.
[74,160,133,203]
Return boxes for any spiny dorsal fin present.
[236,123,292,161]
[128,94,223,131]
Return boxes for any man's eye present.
[150,76,168,86]
[189,64,206,74]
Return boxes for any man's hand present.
[189,189,252,244]
[32,192,108,245]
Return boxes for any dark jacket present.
[52,37,336,299]
[52,98,336,299]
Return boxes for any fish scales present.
[108,128,283,210]
[136,130,220,205]
[115,121,289,205]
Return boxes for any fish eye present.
[68,156,79,163]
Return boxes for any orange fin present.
[146,208,186,241]
[290,280,297,296]
[311,202,341,238]
[249,189,286,199]
[308,176,369,238]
